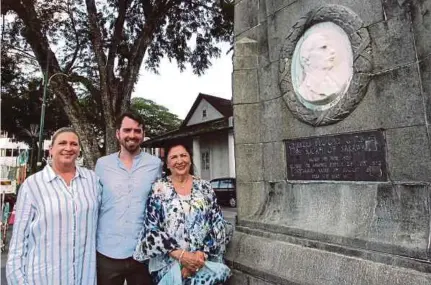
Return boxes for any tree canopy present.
[1,0,233,167]
[131,97,182,138]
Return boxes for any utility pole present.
[36,55,69,170]
[36,54,49,169]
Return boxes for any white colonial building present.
[143,93,235,180]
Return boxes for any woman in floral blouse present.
[134,143,232,284]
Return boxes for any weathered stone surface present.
[234,37,260,71]
[258,0,267,23]
[226,231,431,285]
[386,126,431,182]
[233,55,259,70]
[263,142,286,181]
[267,0,383,62]
[368,12,416,72]
[231,0,431,283]
[234,37,259,57]
[411,0,431,59]
[248,278,278,285]
[265,0,383,26]
[419,56,431,129]
[248,181,431,259]
[260,98,291,142]
[258,62,281,102]
[367,184,430,259]
[235,143,264,182]
[236,181,266,219]
[235,0,259,35]
[261,182,378,237]
[226,270,251,285]
[376,1,431,60]
[371,64,424,127]
[233,103,261,144]
[236,21,270,67]
[264,0,296,17]
[233,70,259,104]
[381,0,409,19]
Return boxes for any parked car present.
[210,177,236,208]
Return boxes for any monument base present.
[226,229,431,285]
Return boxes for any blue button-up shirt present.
[95,151,162,259]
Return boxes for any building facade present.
[143,93,235,181]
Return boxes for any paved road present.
[221,206,237,226]
[0,208,237,284]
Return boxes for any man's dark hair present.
[116,111,145,130]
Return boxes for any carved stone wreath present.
[279,5,372,126]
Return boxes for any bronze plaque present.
[285,130,387,181]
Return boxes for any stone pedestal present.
[228,1,431,284]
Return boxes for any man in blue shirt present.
[95,111,162,285]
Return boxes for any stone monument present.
[227,1,431,284]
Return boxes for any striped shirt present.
[6,165,101,285]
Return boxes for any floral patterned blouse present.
[133,176,232,274]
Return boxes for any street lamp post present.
[36,71,69,168]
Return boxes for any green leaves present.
[1,0,232,163]
[131,97,181,138]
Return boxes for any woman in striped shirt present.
[6,127,101,285]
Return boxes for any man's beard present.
[121,138,140,153]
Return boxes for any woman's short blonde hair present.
[51,127,80,146]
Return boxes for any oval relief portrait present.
[291,22,353,111]
[279,5,372,126]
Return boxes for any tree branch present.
[107,0,129,70]
[85,0,113,125]
[8,0,102,164]
[69,73,101,103]
[64,0,81,73]
[6,46,38,60]
[141,0,154,19]
[121,24,153,112]
[106,0,130,113]
[121,1,169,111]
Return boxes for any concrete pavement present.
[221,206,237,226]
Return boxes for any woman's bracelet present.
[179,249,185,262]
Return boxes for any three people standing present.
[7,111,231,285]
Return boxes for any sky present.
[132,44,233,119]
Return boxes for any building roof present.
[143,93,233,148]
[181,93,232,128]
[143,118,231,147]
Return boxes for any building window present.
[201,152,210,170]
[202,109,207,119]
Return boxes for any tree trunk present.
[105,128,118,156]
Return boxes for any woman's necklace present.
[172,175,191,191]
